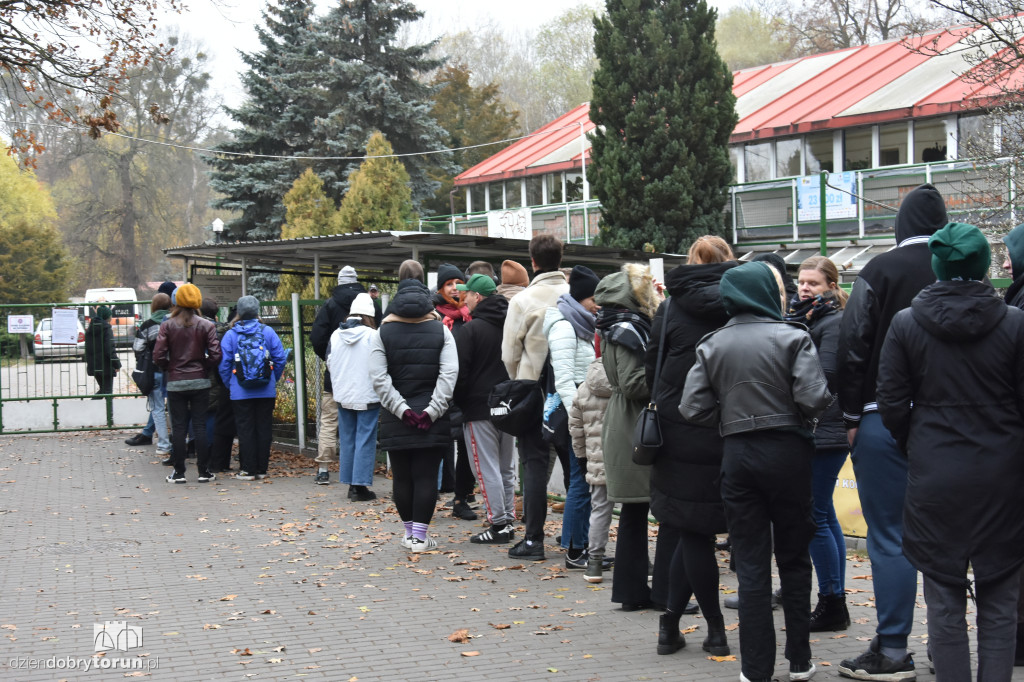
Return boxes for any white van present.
[85,287,140,347]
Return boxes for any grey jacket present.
[679,313,833,436]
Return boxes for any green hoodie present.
[149,308,169,324]
[720,262,783,321]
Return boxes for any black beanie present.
[436,263,464,286]
[569,265,600,301]
[157,281,177,296]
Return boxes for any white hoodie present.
[328,320,379,410]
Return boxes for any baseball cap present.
[456,273,497,296]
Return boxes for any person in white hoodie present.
[327,293,381,502]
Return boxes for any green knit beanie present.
[929,222,990,281]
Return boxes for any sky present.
[166,0,738,114]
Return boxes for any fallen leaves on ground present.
[708,655,738,662]
[448,628,470,643]
[461,651,480,657]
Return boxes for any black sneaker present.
[838,637,916,681]
[508,538,545,561]
[166,472,186,484]
[565,549,588,569]
[349,485,377,502]
[197,471,216,482]
[452,500,478,520]
[125,434,152,446]
[471,524,511,544]
[161,458,174,467]
[790,661,816,681]
[314,471,330,485]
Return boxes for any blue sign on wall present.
[797,172,858,222]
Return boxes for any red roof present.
[455,23,1014,186]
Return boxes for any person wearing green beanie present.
[877,221,1024,680]
[680,260,832,682]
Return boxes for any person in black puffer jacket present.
[645,235,737,657]
[878,223,1024,681]
[369,279,457,553]
[785,256,850,633]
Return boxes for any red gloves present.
[402,409,433,431]
[414,412,432,431]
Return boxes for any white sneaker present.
[235,471,255,481]
[790,662,816,681]
[399,535,414,549]
[409,536,438,553]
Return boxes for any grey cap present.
[237,295,260,320]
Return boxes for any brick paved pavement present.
[0,432,1014,681]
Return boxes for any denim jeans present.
[851,412,918,649]
[148,372,170,451]
[809,446,848,596]
[337,406,380,486]
[560,450,591,549]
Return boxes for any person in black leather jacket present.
[786,256,850,633]
[681,261,831,682]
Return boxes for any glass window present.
[729,146,741,183]
[526,176,544,206]
[915,118,952,163]
[1000,112,1024,156]
[488,182,503,211]
[505,179,522,209]
[805,133,833,173]
[547,173,563,203]
[958,114,992,157]
[469,184,485,213]
[744,142,771,182]
[566,172,584,202]
[879,122,908,166]
[843,127,872,171]
[776,138,801,178]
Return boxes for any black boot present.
[657,611,685,655]
[1015,622,1024,666]
[702,617,731,656]
[808,592,850,632]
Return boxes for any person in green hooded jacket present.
[680,261,832,682]
[85,305,121,399]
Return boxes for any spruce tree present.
[275,169,338,301]
[207,0,318,241]
[589,0,737,253]
[335,132,414,233]
[307,0,455,210]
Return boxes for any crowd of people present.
[118,182,1024,680]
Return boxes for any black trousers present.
[441,436,476,499]
[721,430,815,681]
[390,448,445,524]
[612,502,653,606]
[233,397,274,476]
[664,525,725,624]
[651,523,681,608]
[92,372,114,396]
[209,398,236,472]
[167,388,210,476]
[518,426,572,541]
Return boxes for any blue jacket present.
[218,319,289,400]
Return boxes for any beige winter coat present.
[569,357,611,486]
[501,270,569,381]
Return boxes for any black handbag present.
[632,304,670,465]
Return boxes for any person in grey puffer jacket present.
[681,261,831,682]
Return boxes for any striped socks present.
[412,522,429,541]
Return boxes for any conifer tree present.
[335,132,415,234]
[275,169,338,301]
[589,0,737,253]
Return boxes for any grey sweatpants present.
[924,571,1019,681]
[588,483,613,558]
[463,420,516,526]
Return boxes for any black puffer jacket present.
[801,304,847,449]
[878,280,1024,586]
[311,282,366,393]
[454,294,509,422]
[644,262,736,533]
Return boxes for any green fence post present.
[820,171,828,256]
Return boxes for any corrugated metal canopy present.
[163,230,685,277]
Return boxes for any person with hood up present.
[497,259,530,300]
[310,266,374,486]
[785,256,851,634]
[680,261,832,682]
[327,292,380,502]
[154,284,222,483]
[594,262,663,610]
[369,278,457,552]
[877,222,1024,681]
[452,274,515,543]
[218,296,289,481]
[433,263,478,521]
[130,293,173,456]
[85,305,121,398]
[543,265,600,569]
[644,236,737,657]
[837,184,947,680]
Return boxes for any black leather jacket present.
[679,313,833,437]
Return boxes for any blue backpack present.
[232,324,273,388]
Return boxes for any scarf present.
[784,292,841,325]
[435,301,471,330]
[556,294,596,341]
[595,307,652,353]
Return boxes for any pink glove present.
[402,409,419,429]
[414,411,433,431]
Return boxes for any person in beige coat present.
[569,355,613,583]
[501,234,569,561]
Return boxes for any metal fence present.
[0,297,325,443]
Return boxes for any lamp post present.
[212,217,224,244]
